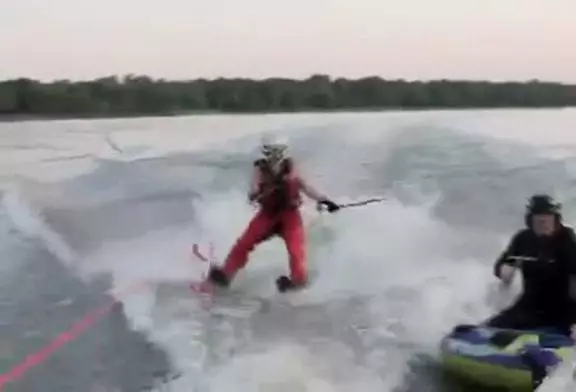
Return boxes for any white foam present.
[200,343,388,392]
[1,186,77,267]
[81,185,506,392]
[536,350,576,392]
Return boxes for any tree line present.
[0,74,575,118]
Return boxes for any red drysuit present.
[220,158,323,286]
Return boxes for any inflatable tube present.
[439,324,574,391]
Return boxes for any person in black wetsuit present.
[487,194,576,340]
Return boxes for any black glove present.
[318,199,340,213]
[248,191,259,202]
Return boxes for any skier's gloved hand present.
[318,199,340,213]
[248,191,259,202]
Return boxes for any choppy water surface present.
[2,109,576,391]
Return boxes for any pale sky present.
[1,0,575,82]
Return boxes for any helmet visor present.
[262,144,287,160]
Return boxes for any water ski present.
[197,265,311,294]
[190,243,315,296]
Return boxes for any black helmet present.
[526,194,562,215]
[524,194,562,228]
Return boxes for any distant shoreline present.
[0,111,214,123]
[1,75,576,122]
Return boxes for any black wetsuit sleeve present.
[493,231,522,278]
[563,228,576,273]
[562,228,576,324]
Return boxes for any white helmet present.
[260,133,289,163]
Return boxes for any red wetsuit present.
[220,158,308,285]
